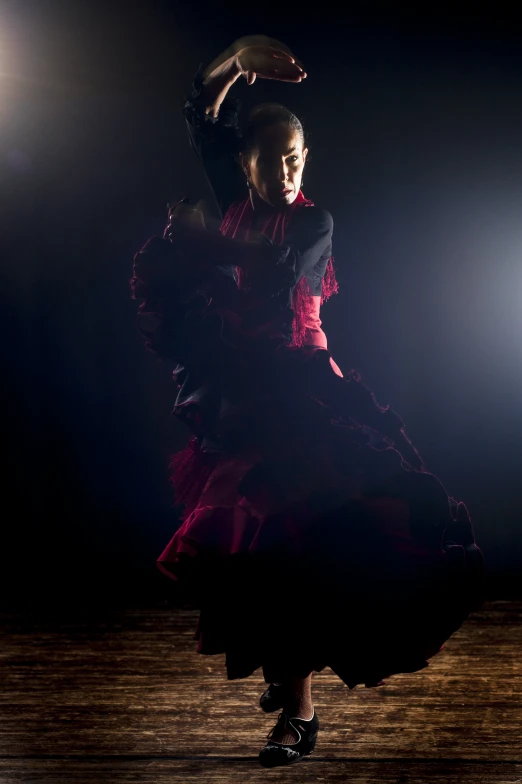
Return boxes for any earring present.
[246,177,252,189]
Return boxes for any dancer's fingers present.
[238,45,306,82]
[271,50,307,76]
[257,68,306,83]
[269,47,295,63]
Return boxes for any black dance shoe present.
[259,709,319,768]
[259,683,287,713]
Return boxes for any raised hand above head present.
[236,45,306,85]
[199,35,307,117]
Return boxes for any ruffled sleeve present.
[183,67,247,217]
[130,235,241,364]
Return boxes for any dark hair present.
[241,103,305,157]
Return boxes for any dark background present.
[2,1,521,609]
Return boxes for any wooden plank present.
[0,601,520,782]
[0,759,522,784]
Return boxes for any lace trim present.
[184,64,241,129]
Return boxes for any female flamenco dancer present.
[131,37,485,767]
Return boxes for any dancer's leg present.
[268,673,313,744]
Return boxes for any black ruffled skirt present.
[157,348,485,688]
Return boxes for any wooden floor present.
[0,601,520,783]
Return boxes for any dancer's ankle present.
[284,703,314,721]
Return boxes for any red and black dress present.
[130,70,485,689]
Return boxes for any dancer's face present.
[241,124,308,208]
